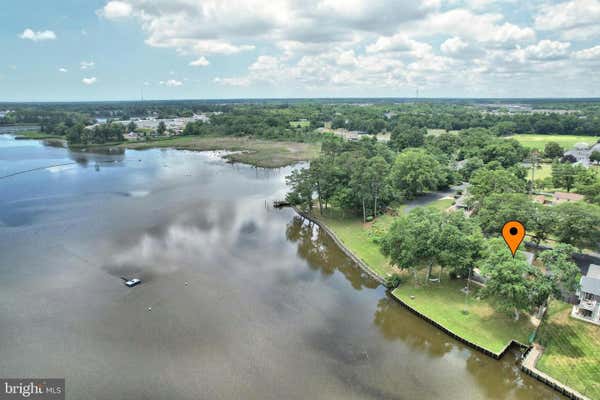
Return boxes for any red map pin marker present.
[502,220,526,257]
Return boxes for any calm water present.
[0,135,562,400]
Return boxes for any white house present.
[573,264,600,325]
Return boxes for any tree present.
[476,193,535,235]
[480,239,535,320]
[529,204,556,245]
[468,168,525,206]
[552,162,579,192]
[366,156,390,218]
[591,150,600,165]
[493,121,517,136]
[437,212,484,279]
[285,169,313,212]
[381,208,483,284]
[544,142,564,159]
[480,139,528,168]
[157,121,167,135]
[577,179,600,205]
[389,124,425,151]
[381,207,444,284]
[309,156,338,215]
[388,148,442,199]
[460,157,484,181]
[127,121,137,132]
[552,202,600,250]
[349,158,372,223]
[539,243,581,294]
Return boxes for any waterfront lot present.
[316,211,396,279]
[536,301,600,399]
[314,198,455,280]
[509,134,600,151]
[392,277,535,355]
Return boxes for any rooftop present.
[554,192,584,202]
[580,264,600,296]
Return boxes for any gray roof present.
[588,264,600,279]
[580,265,600,295]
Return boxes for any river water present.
[0,135,563,400]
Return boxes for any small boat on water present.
[121,277,142,287]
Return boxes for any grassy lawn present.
[426,129,461,136]
[530,163,552,180]
[124,136,320,168]
[508,134,600,151]
[289,120,310,128]
[315,210,396,279]
[427,198,454,211]
[392,276,535,354]
[536,301,600,399]
[14,131,64,140]
[313,200,453,280]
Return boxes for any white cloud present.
[521,40,571,60]
[404,9,535,46]
[58,67,68,73]
[19,28,56,42]
[97,0,600,96]
[189,57,210,67]
[440,37,468,55]
[535,0,600,39]
[214,77,252,87]
[573,45,600,60]
[99,0,440,58]
[98,1,133,19]
[159,79,183,87]
[80,61,95,70]
[82,77,97,85]
[366,34,432,57]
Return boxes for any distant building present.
[562,141,600,167]
[573,264,600,325]
[553,192,584,204]
[533,195,548,205]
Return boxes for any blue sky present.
[2,0,600,101]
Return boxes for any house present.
[533,195,548,205]
[553,192,584,204]
[563,142,596,167]
[573,264,600,325]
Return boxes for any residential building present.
[573,264,600,324]
[553,192,584,204]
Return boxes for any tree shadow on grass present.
[537,321,586,358]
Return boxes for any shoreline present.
[291,206,530,356]
[291,205,591,400]
[6,134,320,169]
[291,206,388,286]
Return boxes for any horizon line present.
[2,96,600,104]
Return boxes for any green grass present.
[508,134,600,151]
[426,129,460,136]
[124,136,320,168]
[289,120,311,128]
[427,198,454,211]
[536,300,600,399]
[14,131,64,140]
[392,276,535,354]
[313,201,452,280]
[315,210,396,278]
[530,163,552,180]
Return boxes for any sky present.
[1,0,600,101]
